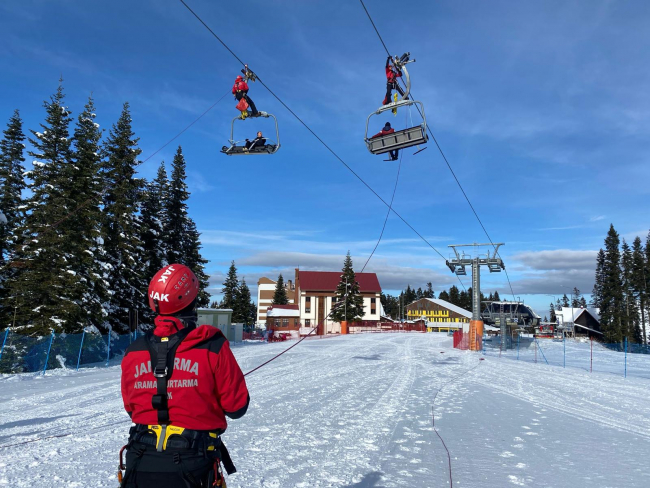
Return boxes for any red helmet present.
[148,264,199,315]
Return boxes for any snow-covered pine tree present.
[424,282,434,299]
[101,102,145,333]
[8,83,84,333]
[600,224,624,343]
[272,273,289,305]
[330,252,364,322]
[138,163,168,323]
[448,285,461,307]
[164,147,210,306]
[0,109,26,265]
[69,96,109,330]
[221,261,239,310]
[561,294,570,308]
[571,288,582,308]
[438,290,450,301]
[631,236,647,344]
[493,291,501,302]
[0,110,26,328]
[140,162,168,292]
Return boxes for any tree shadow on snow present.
[352,354,382,361]
[343,471,385,488]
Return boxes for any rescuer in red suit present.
[232,74,259,116]
[372,122,399,161]
[119,263,249,487]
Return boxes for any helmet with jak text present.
[148,264,200,315]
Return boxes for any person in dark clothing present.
[232,75,259,116]
[371,122,399,161]
[244,131,267,152]
[119,264,249,487]
[383,56,405,105]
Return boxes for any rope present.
[357,0,517,301]
[177,0,450,264]
[360,149,403,273]
[244,327,318,377]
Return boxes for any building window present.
[305,296,311,313]
[282,319,289,327]
[305,319,311,326]
[274,319,280,327]
[305,296,311,303]
[371,298,376,304]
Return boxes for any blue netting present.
[482,335,650,379]
[0,330,138,374]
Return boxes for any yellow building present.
[405,298,472,332]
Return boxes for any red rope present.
[244,328,318,377]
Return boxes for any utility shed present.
[198,308,242,342]
[198,308,232,329]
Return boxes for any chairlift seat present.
[221,144,278,156]
[367,126,428,155]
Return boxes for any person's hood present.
[383,124,392,131]
[235,75,243,81]
[153,316,224,352]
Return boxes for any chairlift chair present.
[364,53,428,157]
[220,112,281,156]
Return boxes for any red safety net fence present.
[453,330,482,351]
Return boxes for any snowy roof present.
[418,298,472,319]
[556,307,600,323]
[298,271,381,293]
[266,305,300,317]
[574,323,603,335]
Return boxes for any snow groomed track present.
[1,333,649,487]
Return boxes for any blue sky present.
[1,0,649,317]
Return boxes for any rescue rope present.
[243,327,319,376]
[357,0,517,301]
[430,359,483,487]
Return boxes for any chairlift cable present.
[177,0,451,266]
[358,0,516,301]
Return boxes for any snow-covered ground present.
[1,333,649,487]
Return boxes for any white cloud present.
[589,215,606,222]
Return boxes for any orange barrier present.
[469,320,483,351]
[341,321,348,335]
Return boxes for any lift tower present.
[447,243,506,350]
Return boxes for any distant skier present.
[232,74,259,117]
[119,264,249,487]
[371,122,399,161]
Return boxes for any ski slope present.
[1,333,649,487]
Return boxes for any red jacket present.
[385,60,402,83]
[232,77,249,94]
[372,128,395,138]
[121,316,249,432]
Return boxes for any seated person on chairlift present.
[244,131,267,152]
[371,122,398,161]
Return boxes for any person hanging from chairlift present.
[371,122,399,161]
[244,131,267,153]
[232,74,259,117]
[383,55,406,106]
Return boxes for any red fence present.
[453,330,481,350]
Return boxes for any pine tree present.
[592,249,606,307]
[403,285,417,305]
[139,163,168,322]
[0,110,26,328]
[579,297,587,308]
[101,102,145,332]
[449,286,461,307]
[68,96,109,330]
[221,261,239,310]
[416,287,424,300]
[493,291,501,302]
[561,294,570,308]
[600,224,624,343]
[632,236,647,344]
[330,252,364,322]
[621,239,640,342]
[424,282,434,299]
[571,288,583,308]
[164,147,210,306]
[234,278,254,326]
[272,273,289,304]
[438,290,450,302]
[8,83,83,333]
[549,302,556,323]
[0,109,26,264]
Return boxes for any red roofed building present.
[265,304,301,330]
[294,268,382,334]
